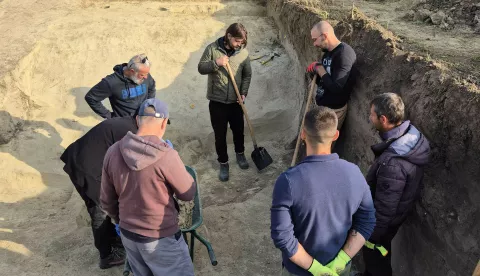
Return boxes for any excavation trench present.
[0,1,302,275]
[0,0,478,276]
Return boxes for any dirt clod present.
[0,112,18,145]
[446,16,455,25]
[414,8,433,21]
[430,11,447,25]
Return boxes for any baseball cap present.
[138,98,171,124]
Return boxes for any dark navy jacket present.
[367,121,430,243]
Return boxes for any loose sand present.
[0,1,303,275]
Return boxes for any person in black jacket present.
[60,116,138,269]
[363,93,430,276]
[85,54,156,119]
[306,21,357,131]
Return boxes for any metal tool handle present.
[208,248,218,266]
[225,62,258,148]
[291,74,317,167]
[192,230,218,266]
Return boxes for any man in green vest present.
[198,23,252,182]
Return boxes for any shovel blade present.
[251,147,273,171]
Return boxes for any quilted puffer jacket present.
[366,120,430,243]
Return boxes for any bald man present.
[306,21,357,131]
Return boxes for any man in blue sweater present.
[271,106,376,276]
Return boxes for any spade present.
[225,62,273,171]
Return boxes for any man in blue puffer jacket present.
[363,93,431,276]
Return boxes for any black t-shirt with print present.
[315,42,358,109]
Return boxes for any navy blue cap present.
[138,98,170,124]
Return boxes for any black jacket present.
[366,121,430,243]
[315,42,358,109]
[60,116,138,202]
[85,64,156,119]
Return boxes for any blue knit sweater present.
[271,154,376,275]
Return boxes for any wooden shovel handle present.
[225,62,258,147]
[291,74,317,167]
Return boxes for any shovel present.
[260,52,280,65]
[225,62,273,171]
[250,54,267,61]
[291,74,317,167]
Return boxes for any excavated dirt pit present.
[1,0,479,276]
[0,1,303,275]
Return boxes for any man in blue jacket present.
[271,106,376,276]
[85,54,156,119]
[363,93,430,276]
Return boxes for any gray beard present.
[129,75,143,85]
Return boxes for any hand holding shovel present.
[225,62,273,171]
[291,74,317,167]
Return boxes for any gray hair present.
[127,54,151,72]
[371,93,405,124]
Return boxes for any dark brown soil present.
[416,0,480,30]
[268,0,480,275]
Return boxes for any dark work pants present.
[66,170,119,259]
[363,239,393,276]
[86,204,119,259]
[209,100,245,163]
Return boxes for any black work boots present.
[218,153,249,182]
[99,247,125,269]
[236,152,249,170]
[219,162,229,182]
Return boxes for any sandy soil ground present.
[0,1,303,275]
[3,0,476,275]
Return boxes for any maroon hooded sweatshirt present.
[100,131,196,238]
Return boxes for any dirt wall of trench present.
[267,0,480,275]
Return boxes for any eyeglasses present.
[312,33,326,42]
[141,56,148,63]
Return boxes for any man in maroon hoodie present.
[101,98,196,276]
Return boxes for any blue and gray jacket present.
[366,120,431,243]
[85,64,156,119]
